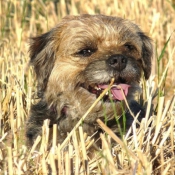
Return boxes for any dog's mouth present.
[81,82,130,102]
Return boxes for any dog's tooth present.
[94,86,101,90]
[105,91,109,95]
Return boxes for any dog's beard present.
[76,57,141,105]
[55,63,141,127]
[56,87,125,124]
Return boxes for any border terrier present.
[26,14,153,146]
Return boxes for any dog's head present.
[29,14,152,129]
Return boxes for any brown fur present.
[26,14,153,146]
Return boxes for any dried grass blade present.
[96,119,137,160]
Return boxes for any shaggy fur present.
[26,14,153,146]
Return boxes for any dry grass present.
[0,0,175,174]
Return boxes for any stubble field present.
[0,0,175,174]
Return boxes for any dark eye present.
[76,48,95,57]
[124,44,136,51]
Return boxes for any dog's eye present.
[77,48,95,57]
[124,44,136,51]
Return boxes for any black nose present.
[107,54,127,71]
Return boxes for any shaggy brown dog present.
[26,14,153,146]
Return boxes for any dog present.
[26,14,153,146]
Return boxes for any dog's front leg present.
[26,100,57,146]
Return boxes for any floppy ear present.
[138,32,153,79]
[29,31,56,98]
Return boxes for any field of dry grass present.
[0,0,175,174]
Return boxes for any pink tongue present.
[98,84,130,101]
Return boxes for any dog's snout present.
[107,54,127,71]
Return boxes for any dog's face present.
[29,14,152,134]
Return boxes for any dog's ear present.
[138,32,153,79]
[29,31,57,98]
